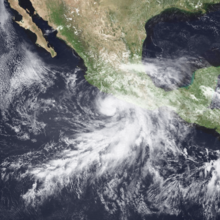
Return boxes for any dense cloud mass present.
[1,1,220,220]
[143,57,193,90]
[142,8,220,90]
[1,68,220,219]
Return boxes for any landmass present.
[7,0,56,57]
[7,0,220,133]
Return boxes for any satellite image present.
[1,0,220,219]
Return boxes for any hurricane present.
[1,0,220,219]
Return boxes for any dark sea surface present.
[0,0,85,162]
[143,4,220,91]
[1,1,220,219]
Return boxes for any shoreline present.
[6,0,220,135]
[6,0,56,57]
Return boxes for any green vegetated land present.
[36,0,220,132]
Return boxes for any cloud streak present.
[0,83,217,219]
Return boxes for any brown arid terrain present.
[28,0,214,66]
[7,0,56,57]
[7,0,220,133]
[28,0,199,64]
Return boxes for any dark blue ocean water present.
[1,1,220,219]
[143,5,220,91]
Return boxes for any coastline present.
[6,0,220,135]
[7,0,56,57]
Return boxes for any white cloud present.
[15,93,185,207]
[200,85,215,99]
[0,0,9,30]
[142,57,192,90]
